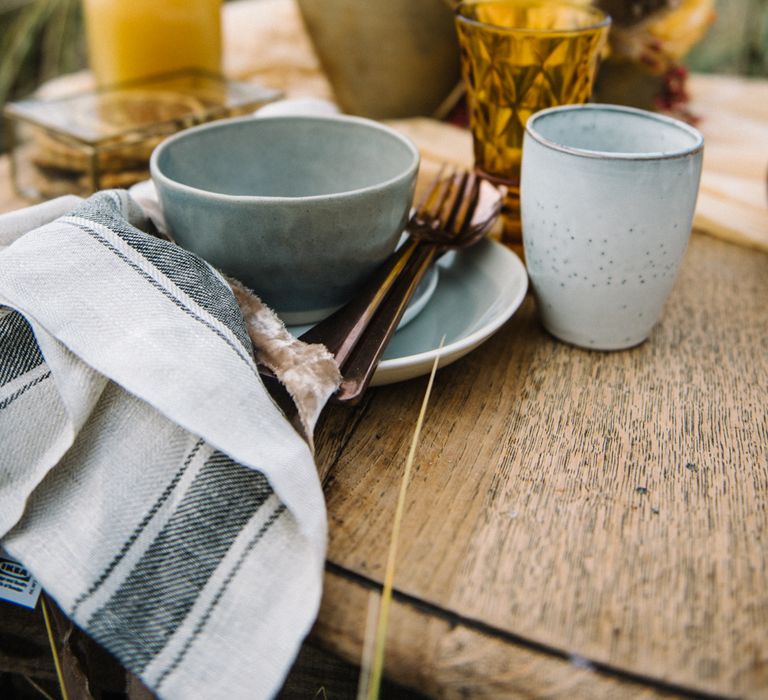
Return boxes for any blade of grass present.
[360,337,445,700]
[23,675,57,700]
[41,595,69,700]
[355,589,380,700]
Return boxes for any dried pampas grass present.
[357,339,444,700]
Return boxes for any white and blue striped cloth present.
[0,191,335,699]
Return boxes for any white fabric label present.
[0,549,41,609]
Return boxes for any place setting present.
[5,1,761,699]
[0,88,533,700]
[0,0,706,411]
[131,102,529,403]
[283,209,529,390]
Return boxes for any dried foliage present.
[0,0,86,149]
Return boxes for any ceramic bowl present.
[150,114,419,323]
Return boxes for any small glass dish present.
[3,70,281,200]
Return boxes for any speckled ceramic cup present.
[151,114,419,324]
[521,104,703,350]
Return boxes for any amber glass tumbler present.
[455,1,610,248]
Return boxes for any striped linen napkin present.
[0,190,339,699]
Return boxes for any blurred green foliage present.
[686,0,768,76]
[0,0,86,106]
[0,0,86,150]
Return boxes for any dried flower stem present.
[361,338,444,700]
[41,595,69,700]
[24,676,56,700]
[356,589,380,700]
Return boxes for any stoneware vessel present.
[150,114,419,323]
[521,104,703,350]
[296,0,460,119]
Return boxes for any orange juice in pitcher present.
[83,0,222,87]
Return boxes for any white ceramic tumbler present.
[521,104,703,350]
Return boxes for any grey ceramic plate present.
[289,238,528,386]
[287,262,438,336]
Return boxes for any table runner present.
[0,190,337,699]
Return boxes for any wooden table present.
[2,124,768,700]
[296,75,768,699]
[3,241,766,699]
[1,41,767,700]
[312,228,767,698]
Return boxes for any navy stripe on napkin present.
[70,437,207,617]
[155,502,286,690]
[0,310,44,388]
[86,450,275,672]
[0,369,51,411]
[71,192,253,354]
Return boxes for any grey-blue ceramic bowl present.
[150,114,420,323]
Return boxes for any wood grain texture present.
[316,568,686,699]
[689,74,768,251]
[313,232,768,698]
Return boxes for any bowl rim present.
[525,103,704,161]
[149,113,421,203]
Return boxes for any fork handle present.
[333,243,438,404]
[298,238,419,366]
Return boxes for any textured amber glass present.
[455,1,610,245]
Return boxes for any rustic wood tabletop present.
[312,226,767,698]
[301,73,768,699]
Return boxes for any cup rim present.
[525,103,704,161]
[454,0,611,35]
[149,113,420,203]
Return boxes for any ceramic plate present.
[288,262,438,336]
[289,238,528,386]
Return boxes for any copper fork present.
[299,167,503,404]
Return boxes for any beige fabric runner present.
[685,74,768,251]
